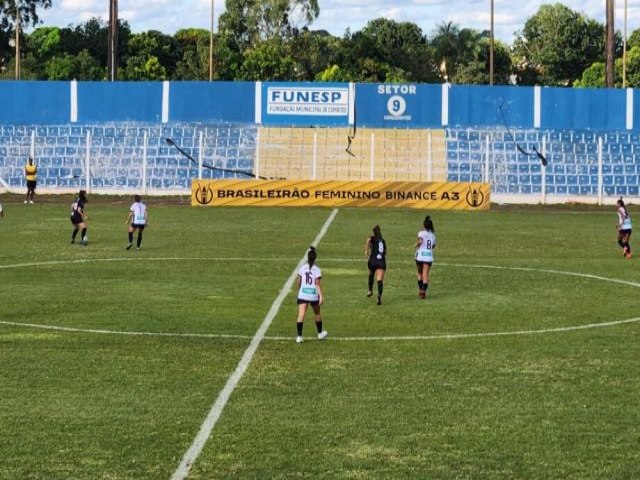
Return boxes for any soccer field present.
[0,198,639,479]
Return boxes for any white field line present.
[2,317,639,342]
[169,208,339,480]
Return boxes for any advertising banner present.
[192,180,490,210]
[355,83,442,129]
[261,82,350,126]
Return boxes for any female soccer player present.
[616,198,632,259]
[295,246,327,343]
[365,225,387,305]
[70,190,89,245]
[415,215,436,299]
[125,194,148,250]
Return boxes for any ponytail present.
[307,246,317,267]
[423,215,434,232]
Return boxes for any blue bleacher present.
[445,127,639,200]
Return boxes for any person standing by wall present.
[365,225,387,305]
[125,194,148,250]
[24,157,37,204]
[415,215,436,299]
[295,246,327,343]
[616,198,632,259]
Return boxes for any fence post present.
[312,131,318,180]
[142,130,148,195]
[198,131,204,180]
[370,132,375,180]
[541,136,547,204]
[30,130,35,159]
[484,135,490,184]
[255,128,261,179]
[427,131,432,182]
[85,130,91,192]
[597,136,603,205]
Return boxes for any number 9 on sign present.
[387,95,407,117]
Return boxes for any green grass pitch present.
[0,197,639,479]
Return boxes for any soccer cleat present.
[419,290,426,299]
[296,336,304,344]
[317,330,328,340]
[136,247,141,250]
[366,291,373,297]
[376,295,381,306]
[126,243,133,250]
[23,200,28,204]
[29,200,34,204]
[623,246,629,257]
[626,253,632,259]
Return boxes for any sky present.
[35,0,640,45]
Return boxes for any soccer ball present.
[81,236,88,245]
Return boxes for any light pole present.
[489,0,494,85]
[605,0,615,88]
[10,12,21,80]
[209,0,214,81]
[107,0,118,81]
[623,0,627,88]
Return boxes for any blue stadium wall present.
[0,81,639,199]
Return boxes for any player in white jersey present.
[616,198,632,259]
[415,215,436,299]
[295,246,328,343]
[125,194,148,250]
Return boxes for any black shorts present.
[27,180,36,190]
[619,229,632,236]
[368,259,386,271]
[70,214,83,225]
[416,260,433,270]
[131,223,146,230]
[297,298,319,306]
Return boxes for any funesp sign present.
[267,87,349,116]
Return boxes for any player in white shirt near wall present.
[125,194,148,250]
[616,198,632,259]
[295,246,328,343]
[415,215,436,299]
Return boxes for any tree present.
[219,0,319,53]
[240,36,295,80]
[122,31,178,80]
[173,28,209,80]
[0,0,52,29]
[288,29,342,81]
[513,3,609,86]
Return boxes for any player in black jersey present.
[365,225,387,305]
[70,190,89,245]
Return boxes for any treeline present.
[0,2,639,87]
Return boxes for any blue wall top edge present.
[0,81,635,131]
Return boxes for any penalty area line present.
[170,208,339,480]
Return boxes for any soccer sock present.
[128,232,134,243]
[315,320,323,333]
[618,239,625,248]
[417,280,423,291]
[625,242,631,253]
[137,232,143,247]
[81,228,87,239]
[71,229,78,241]
[377,280,383,296]
[424,282,429,292]
[368,272,375,291]
[296,322,303,336]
